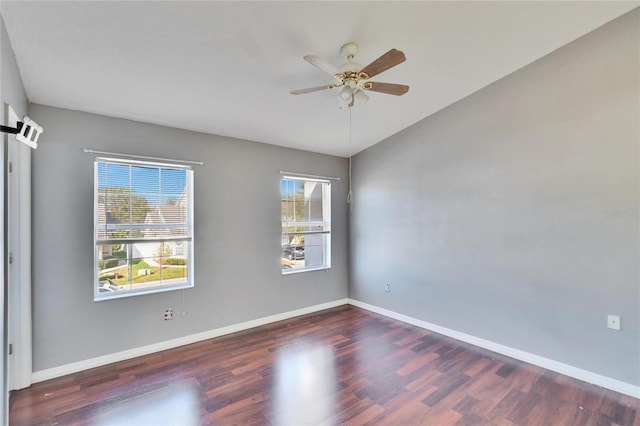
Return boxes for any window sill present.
[94,282,193,302]
[282,266,330,275]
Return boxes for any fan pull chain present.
[346,106,353,212]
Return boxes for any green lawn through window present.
[99,260,187,286]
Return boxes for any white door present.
[6,104,32,391]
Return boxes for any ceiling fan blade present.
[360,49,406,79]
[290,85,333,95]
[304,55,340,76]
[364,82,409,96]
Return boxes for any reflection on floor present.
[9,305,640,425]
[274,344,336,424]
[91,382,199,426]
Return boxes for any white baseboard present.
[31,297,640,400]
[348,298,640,399]
[32,298,349,383]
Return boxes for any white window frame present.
[281,175,331,274]
[93,157,194,300]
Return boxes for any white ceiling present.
[1,1,637,157]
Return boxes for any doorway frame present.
[6,103,32,391]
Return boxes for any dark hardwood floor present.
[9,305,640,425]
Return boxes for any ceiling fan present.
[291,42,409,108]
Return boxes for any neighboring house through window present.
[94,158,194,300]
[281,175,331,273]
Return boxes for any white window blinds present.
[94,158,194,299]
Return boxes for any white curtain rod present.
[83,148,204,166]
[280,170,341,181]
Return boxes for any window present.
[94,158,194,300]
[281,176,331,273]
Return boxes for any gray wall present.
[1,13,28,423]
[29,104,348,371]
[1,16,27,116]
[350,10,639,386]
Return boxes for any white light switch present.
[607,315,621,330]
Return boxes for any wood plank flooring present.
[9,305,640,425]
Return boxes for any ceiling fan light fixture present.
[337,93,354,109]
[337,97,350,109]
[340,86,353,101]
[353,89,369,106]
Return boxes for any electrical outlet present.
[607,314,620,330]
[385,282,391,293]
[164,309,173,321]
